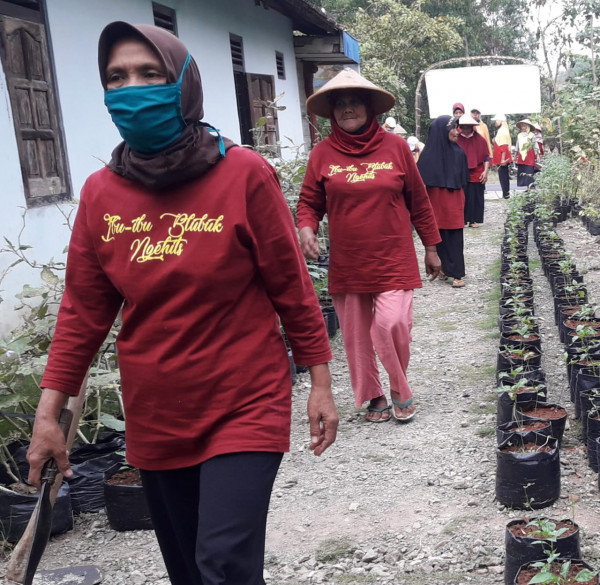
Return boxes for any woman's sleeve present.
[245,159,332,366]
[296,149,327,233]
[41,188,124,395]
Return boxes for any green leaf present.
[99,413,126,432]
[41,266,60,285]
[527,571,556,584]
[0,394,24,409]
[15,285,45,299]
[575,569,599,581]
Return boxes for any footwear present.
[452,279,465,288]
[439,270,448,281]
[469,222,480,228]
[391,397,416,422]
[502,194,510,199]
[366,404,391,423]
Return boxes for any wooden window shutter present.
[275,51,285,80]
[0,14,69,205]
[152,3,177,36]
[230,34,244,72]
[246,73,280,155]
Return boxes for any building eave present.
[257,0,341,35]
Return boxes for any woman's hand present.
[306,363,338,456]
[27,389,71,489]
[424,246,441,281]
[479,163,489,183]
[299,227,320,260]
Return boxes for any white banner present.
[424,64,541,118]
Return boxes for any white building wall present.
[0,0,305,335]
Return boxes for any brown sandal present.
[452,279,465,288]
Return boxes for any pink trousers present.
[332,290,414,407]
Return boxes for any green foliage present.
[421,0,531,58]
[528,551,598,584]
[573,159,600,218]
[346,0,463,131]
[0,212,125,482]
[553,59,600,161]
[526,518,568,542]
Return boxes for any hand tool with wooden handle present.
[6,383,88,584]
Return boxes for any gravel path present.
[2,191,600,585]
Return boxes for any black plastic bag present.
[504,518,580,585]
[496,431,560,510]
[104,464,153,531]
[496,419,552,445]
[68,434,126,514]
[0,481,72,543]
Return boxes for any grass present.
[394,572,473,584]
[476,427,496,438]
[315,536,356,563]
[441,514,471,534]
[328,576,378,584]
[487,257,502,281]
[269,567,479,585]
[457,363,496,386]
[469,401,496,415]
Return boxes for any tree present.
[418,0,531,59]
[553,56,600,159]
[347,0,463,132]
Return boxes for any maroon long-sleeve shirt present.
[297,133,440,293]
[42,147,332,470]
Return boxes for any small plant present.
[501,346,539,363]
[506,317,539,341]
[498,378,546,422]
[571,305,600,321]
[502,434,553,454]
[526,550,597,584]
[527,518,568,542]
[560,281,587,300]
[557,256,577,276]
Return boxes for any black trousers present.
[517,164,536,187]
[436,228,465,279]
[140,451,283,585]
[464,182,485,224]
[498,164,510,198]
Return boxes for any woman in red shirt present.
[417,116,469,288]
[26,21,337,585]
[491,114,512,200]
[297,69,441,424]
[516,118,539,188]
[457,114,490,228]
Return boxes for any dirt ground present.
[2,189,600,585]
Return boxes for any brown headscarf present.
[98,21,235,191]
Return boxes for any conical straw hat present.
[307,67,395,118]
[517,118,534,129]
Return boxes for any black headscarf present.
[417,115,468,190]
[98,21,235,191]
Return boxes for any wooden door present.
[0,14,68,204]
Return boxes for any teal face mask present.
[104,54,191,154]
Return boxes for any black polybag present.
[67,433,126,514]
[504,517,580,585]
[103,464,153,531]
[496,431,560,510]
[0,481,72,543]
